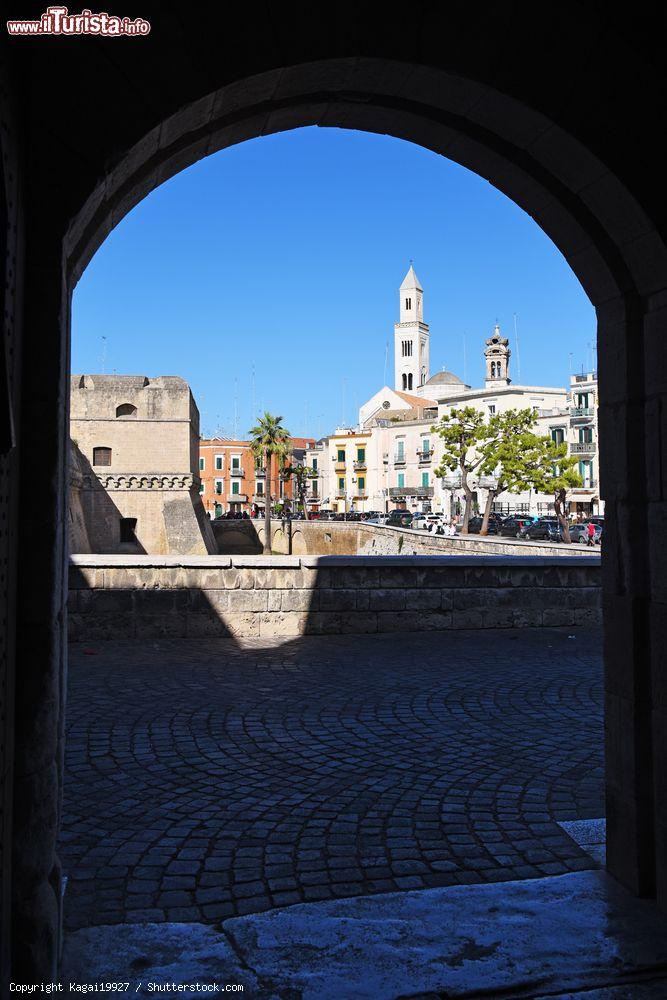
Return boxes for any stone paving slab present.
[61,871,667,998]
[61,627,603,930]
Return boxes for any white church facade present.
[308,266,602,518]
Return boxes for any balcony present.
[254,468,266,477]
[570,481,597,491]
[252,492,265,502]
[569,406,595,419]
[417,450,432,464]
[230,467,245,478]
[389,485,434,498]
[393,453,406,466]
[335,489,346,499]
[334,461,346,472]
[227,493,247,503]
[353,460,367,471]
[571,441,596,454]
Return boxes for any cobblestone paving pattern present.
[61,627,603,929]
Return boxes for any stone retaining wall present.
[68,554,601,640]
[215,518,594,557]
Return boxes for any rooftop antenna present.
[100,335,107,374]
[513,313,521,381]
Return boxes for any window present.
[311,481,318,496]
[357,448,365,462]
[337,449,345,463]
[119,517,137,543]
[256,481,264,495]
[312,457,318,471]
[93,446,111,466]
[402,373,407,390]
[358,477,365,491]
[397,473,405,488]
[116,403,137,418]
[421,438,430,455]
[422,472,429,487]
[199,457,205,471]
[338,477,345,491]
[231,455,241,470]
[214,479,223,495]
[406,297,411,310]
[214,503,223,517]
[407,373,413,390]
[396,440,405,458]
[551,428,565,445]
[579,426,594,443]
[215,455,223,470]
[489,405,496,415]
[199,482,205,494]
[232,481,240,495]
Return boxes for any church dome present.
[425,369,465,386]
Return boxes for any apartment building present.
[199,436,315,517]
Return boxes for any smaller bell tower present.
[484,323,511,386]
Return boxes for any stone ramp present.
[61,871,667,998]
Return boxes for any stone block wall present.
[68,554,601,641]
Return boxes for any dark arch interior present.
[2,10,666,979]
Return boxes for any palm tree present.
[249,412,291,553]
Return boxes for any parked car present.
[386,510,413,528]
[466,516,501,534]
[569,522,602,545]
[499,516,534,538]
[523,519,564,542]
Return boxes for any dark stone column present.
[11,225,69,976]
[599,294,657,899]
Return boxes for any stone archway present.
[6,36,667,980]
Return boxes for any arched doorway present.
[5,35,667,978]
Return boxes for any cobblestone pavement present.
[61,627,603,930]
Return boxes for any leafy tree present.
[432,407,491,533]
[477,409,582,538]
[248,412,290,553]
[282,463,316,521]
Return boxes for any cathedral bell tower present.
[484,323,511,386]
[394,264,430,392]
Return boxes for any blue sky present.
[72,127,596,440]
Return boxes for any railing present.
[571,480,597,490]
[230,468,245,477]
[393,454,406,466]
[353,460,367,471]
[417,450,432,463]
[355,489,367,498]
[389,485,434,498]
[254,468,266,477]
[570,406,595,417]
[334,461,346,472]
[335,490,346,498]
[227,493,247,502]
[571,442,596,453]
